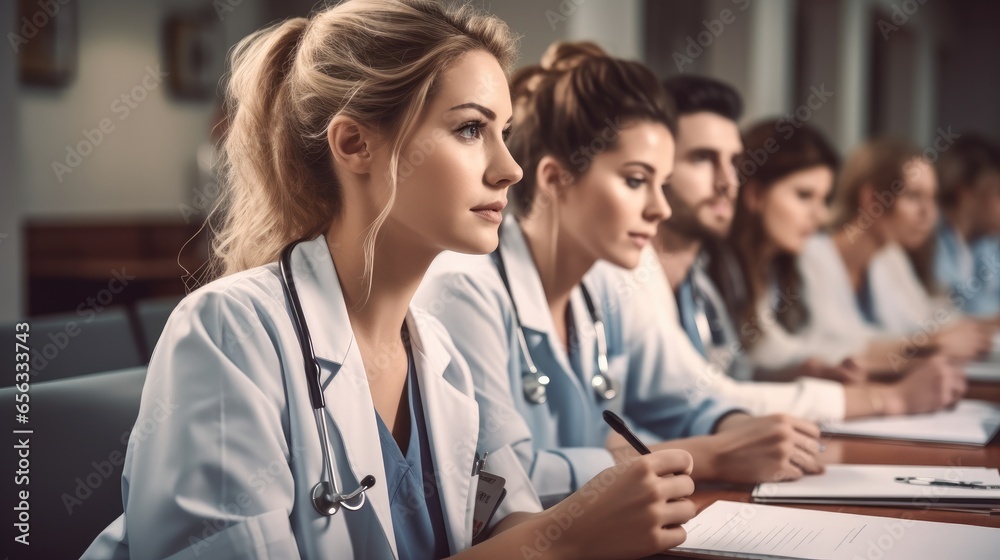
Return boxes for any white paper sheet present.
[677,500,1000,559]
[753,465,1000,506]
[821,399,1000,445]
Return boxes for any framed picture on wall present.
[17,0,78,87]
[162,11,226,100]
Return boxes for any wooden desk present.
[656,382,1000,558]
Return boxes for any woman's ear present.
[327,116,374,175]
[535,155,573,202]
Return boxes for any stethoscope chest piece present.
[522,368,550,404]
[590,373,618,401]
[312,475,375,515]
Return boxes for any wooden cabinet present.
[26,218,209,316]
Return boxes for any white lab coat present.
[81,235,540,560]
[586,247,845,422]
[416,218,738,507]
[869,243,959,335]
[749,234,885,371]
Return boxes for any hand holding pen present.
[532,410,699,558]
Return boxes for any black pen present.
[603,410,651,455]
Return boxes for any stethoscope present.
[490,249,619,405]
[690,274,726,351]
[279,241,376,517]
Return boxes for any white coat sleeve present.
[609,281,743,439]
[750,242,878,372]
[417,272,614,507]
[658,310,846,423]
[83,289,302,560]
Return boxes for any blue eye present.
[626,177,646,189]
[457,121,485,141]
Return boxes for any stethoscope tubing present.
[490,247,617,404]
[279,240,375,516]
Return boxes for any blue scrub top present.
[676,274,709,358]
[935,219,1000,316]
[375,342,450,560]
[565,306,586,386]
[855,270,878,325]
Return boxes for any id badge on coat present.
[470,452,507,544]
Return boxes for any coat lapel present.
[499,219,584,398]
[406,312,479,553]
[569,284,597,396]
[288,236,397,559]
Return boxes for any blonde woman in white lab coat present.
[82,2,697,559]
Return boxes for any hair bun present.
[540,40,608,72]
[511,41,608,103]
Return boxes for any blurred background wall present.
[2,0,999,321]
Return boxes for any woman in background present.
[714,122,966,416]
[823,138,992,365]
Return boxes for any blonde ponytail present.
[206,0,517,283]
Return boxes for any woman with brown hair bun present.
[419,41,827,516]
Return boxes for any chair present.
[0,367,147,558]
[0,307,144,386]
[135,295,184,362]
